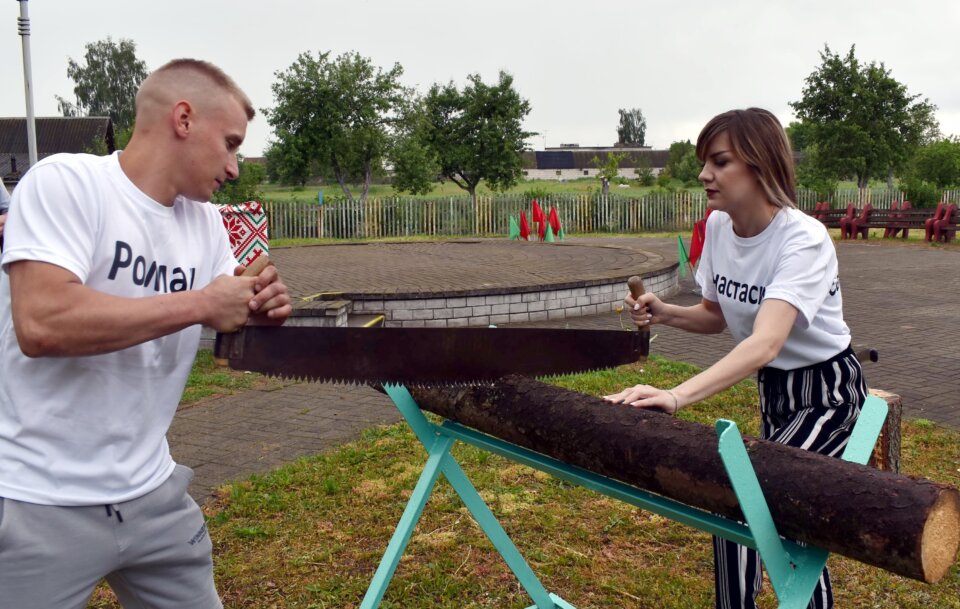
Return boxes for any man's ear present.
[172,101,193,139]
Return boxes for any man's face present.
[181,95,248,202]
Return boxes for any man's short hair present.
[137,58,255,120]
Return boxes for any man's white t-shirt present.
[0,152,237,505]
[695,207,850,370]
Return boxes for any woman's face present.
[698,132,764,212]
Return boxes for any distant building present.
[521,144,668,181]
[0,117,115,186]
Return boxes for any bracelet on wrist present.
[666,389,679,413]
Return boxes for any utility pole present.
[18,0,38,167]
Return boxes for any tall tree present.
[409,71,533,202]
[56,37,148,135]
[790,45,939,188]
[617,108,646,146]
[264,51,405,202]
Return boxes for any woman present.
[604,108,866,609]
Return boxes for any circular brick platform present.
[268,239,679,327]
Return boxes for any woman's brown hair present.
[696,108,796,209]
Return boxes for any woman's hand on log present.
[603,384,680,414]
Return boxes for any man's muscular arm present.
[9,260,258,357]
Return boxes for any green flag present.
[508,216,520,240]
[545,224,555,242]
[558,226,565,240]
[677,235,690,278]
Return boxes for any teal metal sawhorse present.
[360,386,888,609]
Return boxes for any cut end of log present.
[921,490,960,583]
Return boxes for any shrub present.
[521,186,552,203]
[898,178,941,208]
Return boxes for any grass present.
[179,349,285,407]
[88,356,960,609]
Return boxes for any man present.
[0,181,10,250]
[0,59,291,608]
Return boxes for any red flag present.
[538,214,546,241]
[548,207,561,235]
[688,208,713,267]
[531,199,545,223]
[519,211,531,241]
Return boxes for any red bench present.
[849,202,929,240]
[843,203,872,239]
[928,203,959,243]
[804,202,857,230]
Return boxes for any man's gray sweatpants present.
[0,464,222,609]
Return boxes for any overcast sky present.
[3,0,959,157]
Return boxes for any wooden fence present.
[260,188,949,240]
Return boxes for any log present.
[408,376,960,583]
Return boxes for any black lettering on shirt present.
[712,273,767,306]
[829,274,841,296]
[107,240,196,294]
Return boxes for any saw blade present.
[214,326,647,385]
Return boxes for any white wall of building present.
[523,167,663,181]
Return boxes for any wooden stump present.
[868,388,903,473]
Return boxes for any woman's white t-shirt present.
[695,207,850,370]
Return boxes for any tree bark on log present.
[408,376,960,583]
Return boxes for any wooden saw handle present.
[214,255,273,367]
[627,275,650,336]
[242,254,272,277]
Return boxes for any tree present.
[264,51,405,203]
[617,108,646,146]
[406,71,533,202]
[785,120,815,152]
[665,140,700,185]
[590,152,626,195]
[794,143,839,201]
[909,138,960,188]
[388,93,441,196]
[786,120,843,198]
[211,157,266,204]
[634,156,655,186]
[56,37,148,135]
[790,45,939,189]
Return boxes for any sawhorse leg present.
[716,395,888,608]
[360,384,574,609]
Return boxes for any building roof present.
[0,117,115,183]
[522,148,669,170]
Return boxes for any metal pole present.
[18,0,38,167]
